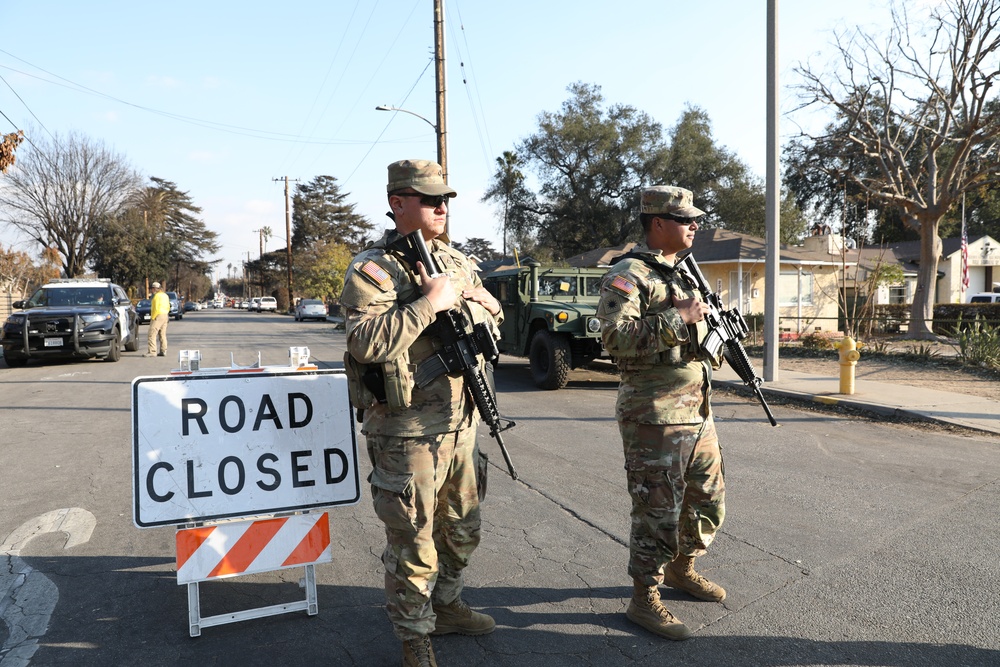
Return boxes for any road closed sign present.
[132,370,359,528]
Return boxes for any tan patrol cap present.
[151,282,161,289]
[640,185,705,217]
[386,159,457,197]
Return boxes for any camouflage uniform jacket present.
[596,249,721,425]
[340,228,503,437]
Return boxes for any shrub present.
[954,314,1000,371]
[800,332,834,350]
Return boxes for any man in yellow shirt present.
[145,282,170,357]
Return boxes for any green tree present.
[517,82,666,259]
[481,151,539,255]
[295,241,353,303]
[291,175,373,254]
[452,237,499,261]
[90,177,220,292]
[667,107,807,242]
[790,0,1000,338]
[0,130,142,277]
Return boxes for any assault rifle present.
[387,230,519,479]
[677,253,778,427]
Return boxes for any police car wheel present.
[125,321,140,352]
[3,351,28,368]
[105,329,122,362]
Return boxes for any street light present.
[375,105,447,183]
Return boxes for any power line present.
[450,1,494,167]
[0,72,53,140]
[279,0,365,171]
[341,58,433,186]
[0,54,371,146]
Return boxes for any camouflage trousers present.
[619,417,725,586]
[366,426,486,640]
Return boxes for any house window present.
[888,285,906,304]
[779,271,814,306]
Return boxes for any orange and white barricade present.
[177,513,331,636]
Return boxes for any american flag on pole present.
[961,212,970,290]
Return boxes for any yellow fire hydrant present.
[837,336,862,395]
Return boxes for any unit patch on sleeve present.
[609,275,637,297]
[359,260,391,288]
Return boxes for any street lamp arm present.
[375,105,436,131]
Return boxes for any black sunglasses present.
[658,214,699,224]
[396,193,451,208]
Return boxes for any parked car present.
[969,292,1000,303]
[166,291,183,320]
[183,301,198,312]
[249,297,261,312]
[294,299,328,322]
[136,299,152,324]
[1,278,139,366]
[258,296,278,313]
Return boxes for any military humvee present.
[481,261,608,390]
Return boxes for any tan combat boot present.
[402,636,437,667]
[431,598,496,636]
[663,555,727,602]
[625,581,691,641]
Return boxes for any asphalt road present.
[1,309,998,666]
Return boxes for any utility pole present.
[273,176,299,310]
[764,0,780,382]
[252,229,264,258]
[434,0,448,185]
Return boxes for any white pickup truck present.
[969,292,1000,303]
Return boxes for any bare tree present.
[0,131,142,277]
[790,0,1000,338]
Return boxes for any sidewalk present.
[714,363,1000,436]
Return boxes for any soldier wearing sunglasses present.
[596,186,727,642]
[340,159,503,666]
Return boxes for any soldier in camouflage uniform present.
[596,185,727,641]
[340,159,503,667]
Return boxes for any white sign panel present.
[132,370,359,528]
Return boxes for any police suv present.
[1,278,139,367]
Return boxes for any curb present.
[715,379,1000,436]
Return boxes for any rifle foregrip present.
[465,368,519,479]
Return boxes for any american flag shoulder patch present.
[359,260,391,288]
[609,275,637,296]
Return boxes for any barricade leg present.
[187,582,202,637]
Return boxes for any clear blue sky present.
[0,0,892,280]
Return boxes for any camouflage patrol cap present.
[386,159,457,197]
[640,185,705,217]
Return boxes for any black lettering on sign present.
[288,392,312,428]
[219,396,246,433]
[253,394,283,431]
[147,461,174,502]
[290,450,315,487]
[186,459,213,498]
[324,448,348,484]
[256,453,281,491]
[181,398,209,436]
[218,456,246,495]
